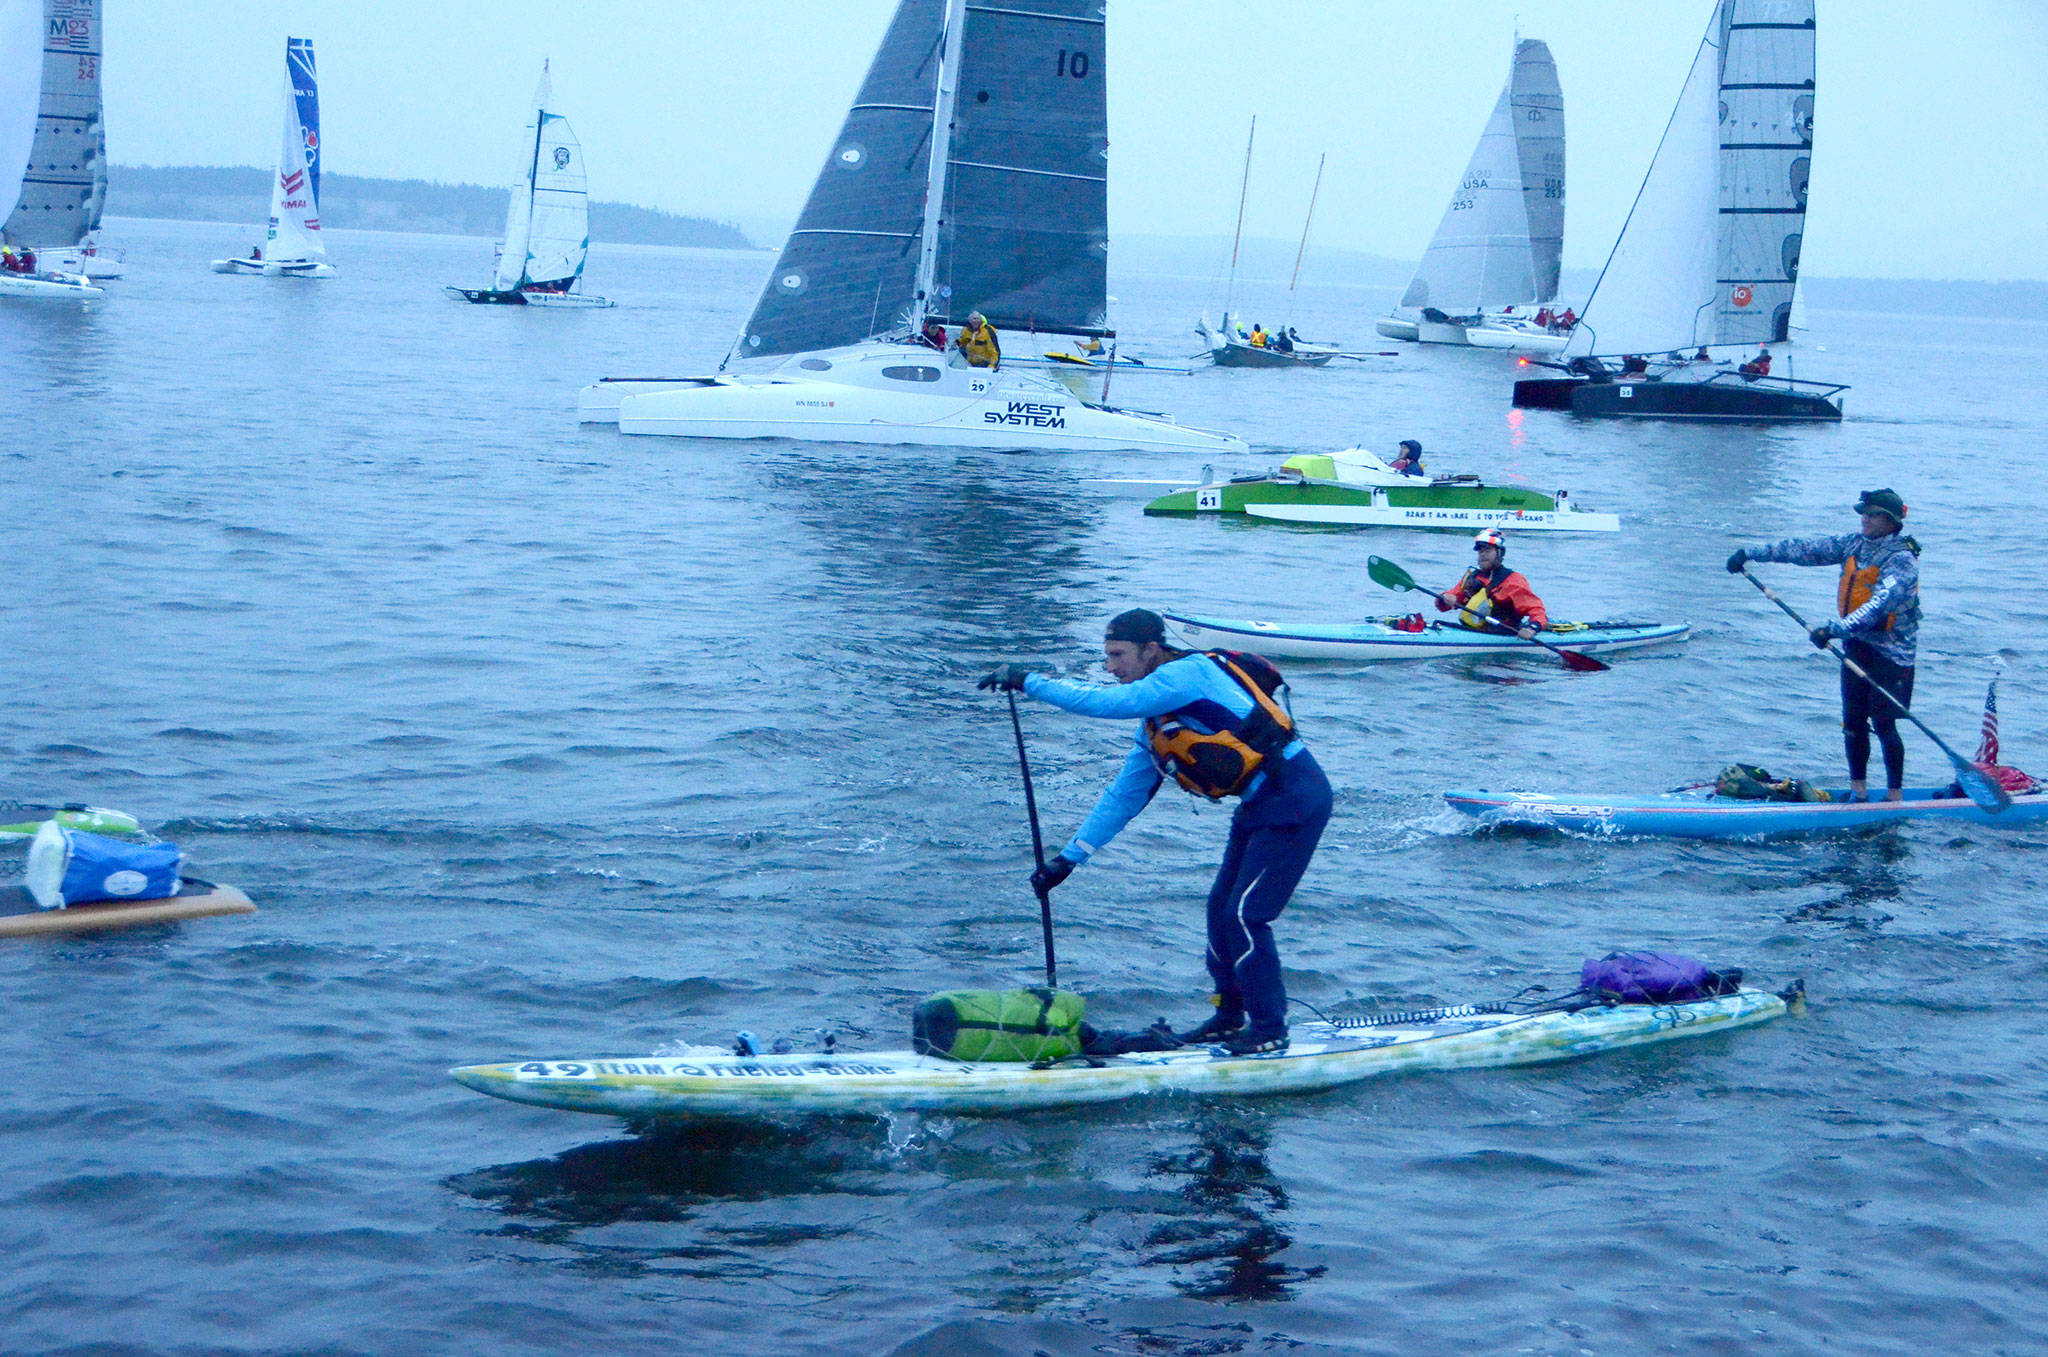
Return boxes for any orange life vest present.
[1144,653,1294,801]
[1838,553,1911,631]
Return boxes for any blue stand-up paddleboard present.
[1446,786,2048,839]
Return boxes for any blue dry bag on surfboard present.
[24,822,182,910]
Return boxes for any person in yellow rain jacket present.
[956,312,1001,369]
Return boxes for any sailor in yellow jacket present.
[956,311,1001,369]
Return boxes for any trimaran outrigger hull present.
[580,343,1247,454]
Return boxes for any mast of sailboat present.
[1222,116,1255,322]
[1287,152,1325,310]
[911,0,968,333]
[518,60,550,287]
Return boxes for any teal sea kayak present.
[1165,613,1688,662]
[1445,785,2048,839]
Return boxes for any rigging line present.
[1286,153,1325,323]
[1224,115,1254,320]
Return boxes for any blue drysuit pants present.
[1204,750,1332,1031]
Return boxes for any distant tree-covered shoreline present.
[108,165,754,250]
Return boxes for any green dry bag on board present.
[911,988,1087,1062]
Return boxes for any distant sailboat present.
[3,0,119,278]
[446,62,612,307]
[1378,39,1566,352]
[579,0,1242,453]
[1194,119,1341,368]
[0,0,102,299]
[212,38,334,278]
[1512,0,1842,420]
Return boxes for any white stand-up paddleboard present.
[452,986,1799,1121]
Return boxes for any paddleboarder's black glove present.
[1725,549,1748,573]
[978,663,1030,692]
[1809,625,1834,650]
[1031,855,1075,894]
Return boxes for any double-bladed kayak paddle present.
[1366,555,1609,673]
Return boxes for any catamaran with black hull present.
[578,0,1242,453]
[1511,0,1841,422]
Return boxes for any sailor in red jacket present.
[1436,528,1549,639]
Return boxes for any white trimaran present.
[0,0,101,299]
[212,37,333,278]
[580,0,1243,453]
[3,0,119,281]
[446,61,611,308]
[1378,39,1565,352]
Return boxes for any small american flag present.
[1975,673,2001,767]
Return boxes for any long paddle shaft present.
[1364,555,1608,673]
[1006,691,1060,987]
[1736,567,2010,811]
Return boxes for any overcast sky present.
[103,2,2048,281]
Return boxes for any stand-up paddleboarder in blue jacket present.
[981,609,1332,1054]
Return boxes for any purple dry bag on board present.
[1580,951,1742,1004]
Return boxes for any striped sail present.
[929,0,1108,334]
[736,0,1112,360]
[1714,0,1814,345]
[737,0,944,359]
[1567,0,1815,357]
[264,37,324,262]
[1512,39,1565,304]
[2,0,103,249]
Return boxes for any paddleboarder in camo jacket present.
[1728,489,1921,802]
[979,609,1332,1056]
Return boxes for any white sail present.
[264,37,324,263]
[493,64,590,292]
[1564,16,1721,358]
[491,65,544,291]
[1399,75,1535,313]
[0,0,40,228]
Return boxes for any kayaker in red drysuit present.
[1437,529,1549,640]
[1727,489,1921,801]
[979,609,1332,1056]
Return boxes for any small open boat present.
[1444,785,2048,839]
[1145,446,1618,532]
[1164,612,1686,662]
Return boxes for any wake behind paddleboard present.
[0,879,255,939]
[451,986,1798,1121]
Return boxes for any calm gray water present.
[3,218,2045,1355]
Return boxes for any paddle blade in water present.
[1367,556,1418,593]
[1952,759,2014,813]
[1559,648,1609,673]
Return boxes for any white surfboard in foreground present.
[452,986,1797,1120]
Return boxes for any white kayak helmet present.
[1473,528,1506,552]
